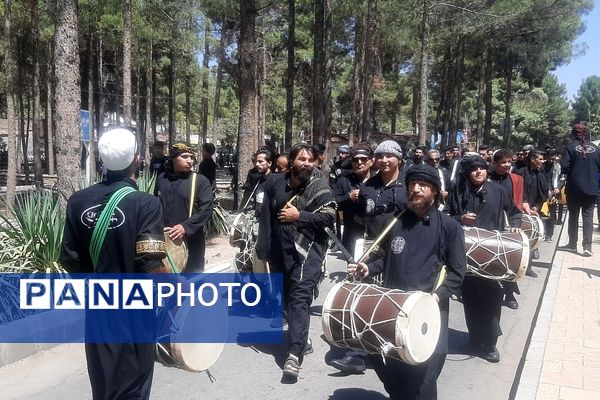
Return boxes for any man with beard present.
[156,143,213,272]
[257,143,336,380]
[348,164,466,400]
[560,123,600,257]
[407,145,427,169]
[447,155,522,363]
[489,149,527,309]
[426,149,451,210]
[439,145,455,173]
[241,149,274,210]
[332,143,374,252]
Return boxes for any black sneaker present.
[480,345,500,363]
[525,267,538,278]
[583,249,593,257]
[504,296,519,309]
[330,354,366,373]
[558,244,577,252]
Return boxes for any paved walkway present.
[516,214,600,400]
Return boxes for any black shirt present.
[358,173,408,238]
[60,176,164,273]
[149,155,168,176]
[199,157,217,186]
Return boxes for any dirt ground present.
[204,234,238,268]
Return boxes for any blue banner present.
[0,273,283,344]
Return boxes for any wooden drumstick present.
[356,209,406,265]
[285,194,299,208]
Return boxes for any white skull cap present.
[98,128,137,171]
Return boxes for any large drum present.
[520,214,545,250]
[156,281,226,372]
[463,227,529,282]
[229,212,250,246]
[322,282,441,365]
[163,227,188,273]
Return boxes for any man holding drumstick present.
[348,164,466,400]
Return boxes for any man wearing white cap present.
[61,128,166,400]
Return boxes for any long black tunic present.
[358,173,408,238]
[60,176,164,400]
[256,172,336,357]
[447,178,521,348]
[332,172,372,251]
[367,208,466,400]
[156,171,213,272]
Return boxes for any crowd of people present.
[59,122,600,400]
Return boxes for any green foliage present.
[137,170,158,194]
[573,76,600,130]
[0,190,65,272]
[205,196,230,237]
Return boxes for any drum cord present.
[339,284,407,363]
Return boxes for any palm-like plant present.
[0,190,65,272]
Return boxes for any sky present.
[554,1,600,102]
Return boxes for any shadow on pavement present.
[568,266,600,279]
[327,388,388,400]
[327,271,348,284]
[447,328,471,356]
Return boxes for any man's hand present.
[349,189,360,203]
[523,202,532,215]
[441,190,448,200]
[347,262,369,279]
[461,212,477,226]
[278,203,300,223]
[168,224,186,240]
[432,293,440,303]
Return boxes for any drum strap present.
[89,186,136,268]
[188,173,197,218]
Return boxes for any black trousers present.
[461,275,503,347]
[86,343,155,400]
[283,255,323,358]
[567,194,597,251]
[368,309,449,400]
[544,202,557,239]
[184,232,206,272]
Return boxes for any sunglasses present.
[352,157,370,163]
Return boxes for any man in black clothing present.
[447,155,522,363]
[359,140,408,237]
[349,164,466,400]
[560,123,600,257]
[256,143,336,380]
[149,140,168,176]
[156,143,213,272]
[332,143,374,259]
[61,128,166,400]
[426,149,451,210]
[198,142,217,186]
[241,149,273,212]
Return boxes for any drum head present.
[171,342,225,373]
[394,292,441,364]
[514,231,530,281]
[321,282,345,344]
[164,227,188,273]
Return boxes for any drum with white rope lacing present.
[321,281,440,365]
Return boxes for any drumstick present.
[285,194,299,208]
[324,227,356,264]
[432,265,447,294]
[474,199,486,215]
[356,209,407,265]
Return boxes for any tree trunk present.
[201,22,210,145]
[122,0,132,125]
[145,42,153,161]
[360,0,377,142]
[237,0,258,191]
[503,61,513,147]
[32,1,43,183]
[449,38,465,146]
[417,0,430,146]
[212,24,228,143]
[285,0,295,151]
[483,49,493,146]
[46,41,55,175]
[54,0,81,204]
[18,45,28,179]
[185,74,191,144]
[257,19,267,149]
[312,0,329,145]
[4,0,18,209]
[475,45,486,147]
[348,10,366,145]
[168,36,177,144]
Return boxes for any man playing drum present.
[348,164,467,400]
[256,143,336,380]
[155,143,213,272]
[447,155,522,363]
